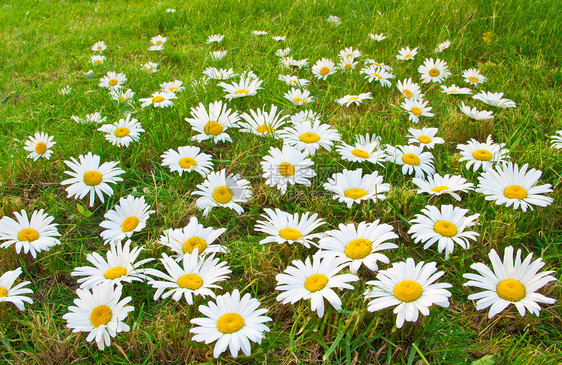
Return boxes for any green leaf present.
[471,355,496,365]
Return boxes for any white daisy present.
[99,195,154,245]
[361,65,394,86]
[336,92,372,107]
[251,30,268,36]
[148,44,164,51]
[387,145,435,179]
[142,62,159,73]
[23,132,56,160]
[338,57,359,72]
[401,98,434,123]
[91,41,106,53]
[551,131,562,149]
[209,50,228,61]
[472,91,517,108]
[203,67,236,80]
[160,80,185,93]
[407,127,444,149]
[336,134,386,166]
[284,88,314,106]
[463,68,487,85]
[364,59,393,71]
[150,35,167,46]
[457,135,510,172]
[185,100,239,143]
[434,40,451,52]
[58,85,72,95]
[90,55,105,66]
[412,174,474,201]
[159,217,227,258]
[97,114,144,147]
[312,58,337,80]
[254,208,324,248]
[192,169,252,216]
[396,79,423,99]
[323,168,391,208]
[418,58,451,83]
[459,101,494,120]
[0,268,33,311]
[206,34,224,43]
[275,47,290,57]
[290,109,321,124]
[160,146,214,177]
[279,119,341,155]
[61,152,125,207]
[166,8,176,12]
[327,15,341,26]
[218,78,263,99]
[396,46,417,61]
[369,33,386,42]
[338,47,361,60]
[272,35,286,41]
[99,71,127,91]
[110,89,135,103]
[441,84,473,95]
[81,112,107,124]
[476,162,554,212]
[280,56,309,71]
[139,91,177,108]
[278,75,309,88]
[239,104,289,137]
[260,145,316,194]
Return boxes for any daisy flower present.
[218,78,263,99]
[150,35,166,46]
[336,134,386,166]
[418,58,451,83]
[92,41,106,53]
[336,93,372,107]
[327,15,341,26]
[160,146,213,177]
[279,119,341,155]
[99,195,154,245]
[551,131,562,149]
[83,112,107,124]
[260,145,316,194]
[338,57,358,72]
[412,174,474,201]
[71,240,152,289]
[272,35,286,41]
[239,104,289,137]
[0,209,61,258]
[142,62,158,73]
[90,55,105,66]
[61,152,125,207]
[139,91,177,108]
[361,66,394,86]
[185,100,239,143]
[63,282,134,350]
[364,59,393,71]
[210,50,228,61]
[147,251,230,303]
[459,101,494,120]
[203,67,236,80]
[387,145,435,179]
[58,85,72,95]
[23,132,56,160]
[369,33,386,42]
[110,89,135,103]
[463,246,556,318]
[472,91,517,108]
[365,259,452,328]
[476,162,554,212]
[290,109,321,124]
[280,56,309,71]
[323,168,390,208]
[284,88,314,106]
[97,114,144,147]
[275,47,290,57]
[251,30,268,36]
[160,80,185,93]
[408,205,480,257]
[99,71,127,91]
[192,169,252,216]
[166,8,176,13]
[396,79,423,99]
[312,58,337,80]
[457,135,510,172]
[206,34,224,43]
[190,290,272,358]
[396,46,417,61]
[434,40,451,52]
[278,75,309,88]
[149,44,164,51]
[463,68,487,85]
[276,255,359,318]
[254,208,324,248]
[441,84,472,95]
[317,220,398,273]
[407,127,445,149]
[339,47,361,60]
[401,98,434,123]
[159,217,227,258]
[0,268,33,311]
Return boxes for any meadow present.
[0,0,561,363]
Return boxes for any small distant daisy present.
[255,208,324,248]
[476,162,554,212]
[99,71,127,91]
[251,30,268,36]
[365,259,452,328]
[361,66,394,86]
[278,75,309,88]
[142,62,159,73]
[260,145,316,194]
[71,240,152,289]
[58,85,72,95]
[91,41,106,53]
[72,112,107,124]
[339,47,361,60]
[324,169,390,208]
[463,68,487,85]
[192,169,252,216]
[160,80,184,93]
[364,59,393,71]
[284,88,314,106]
[318,220,398,273]
[464,246,556,318]
[24,132,56,160]
[275,47,290,57]
[185,100,239,143]
[206,34,224,44]
[457,135,510,172]
[336,92,372,107]
[338,57,359,72]
[159,217,227,258]
[551,131,562,149]
[97,114,144,147]
[396,46,417,61]
[408,205,480,257]
[110,89,135,103]
[63,282,134,351]
[218,77,263,99]
[148,44,164,51]
[61,152,125,207]
[99,195,154,245]
[472,91,517,108]
[407,127,444,149]
[441,84,472,95]
[312,58,337,80]
[280,119,341,155]
[291,109,321,124]
[190,290,272,358]
[401,98,434,123]
[336,134,386,166]
[412,174,474,201]
[459,102,494,120]
[418,58,451,83]
[139,91,177,108]
[276,255,359,318]
[166,8,176,13]
[387,145,435,179]
[239,104,289,137]
[369,33,386,42]
[272,35,286,41]
[150,35,166,46]
[0,209,61,258]
[203,67,236,80]
[396,79,423,99]
[434,40,451,52]
[0,267,33,311]
[327,15,341,26]
[90,55,105,66]
[160,146,214,177]
[209,50,228,61]
[280,56,309,71]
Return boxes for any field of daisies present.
[1,0,561,363]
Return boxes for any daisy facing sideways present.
[99,195,155,245]
[238,104,289,137]
[396,47,417,61]
[254,208,324,248]
[327,15,341,26]
[459,102,494,121]
[407,127,444,149]
[139,91,177,108]
[338,57,358,72]
[160,146,214,177]
[190,289,272,358]
[387,145,435,179]
[441,84,472,95]
[323,168,390,208]
[462,68,487,86]
[218,77,263,99]
[110,89,135,103]
[336,93,372,107]
[551,131,562,149]
[464,246,556,318]
[0,267,33,311]
[418,58,451,84]
[396,79,423,99]
[159,217,227,258]
[412,173,474,201]
[279,119,341,155]
[90,55,105,66]
[457,135,510,172]
[160,80,184,94]
[360,66,394,86]
[97,114,144,147]
[206,34,224,44]
[401,98,434,124]
[284,88,314,106]
[185,100,239,143]
[369,33,386,42]
[260,145,316,194]
[24,132,56,160]
[472,91,517,108]
[275,255,359,318]
[0,209,61,258]
[278,75,309,88]
[336,133,386,166]
[192,169,252,216]
[365,258,452,328]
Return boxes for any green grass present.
[0,0,561,363]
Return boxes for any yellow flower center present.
[394,280,423,302]
[401,153,420,166]
[279,228,302,241]
[304,273,329,292]
[177,273,203,290]
[108,79,118,86]
[431,185,449,193]
[169,87,178,92]
[278,162,295,177]
[156,40,162,45]
[331,21,338,25]
[319,66,330,75]
[217,313,245,334]
[212,186,233,204]
[0,287,7,298]
[468,76,479,83]
[344,238,372,259]
[404,54,412,59]
[35,142,47,154]
[433,220,458,237]
[349,96,360,102]
[179,157,197,169]
[411,107,423,116]
[90,305,112,327]
[293,97,303,103]
[472,149,493,161]
[104,266,128,279]
[371,73,382,79]
[346,54,353,58]
[121,216,139,232]
[94,60,102,65]
[147,68,154,72]
[183,237,207,254]
[204,121,223,136]
[84,171,103,186]
[496,279,526,302]
[428,68,440,77]
[403,89,413,98]
[344,188,368,200]
[256,125,274,134]
[235,89,249,95]
[351,149,369,159]
[418,136,432,144]
[118,96,127,101]
[299,132,320,144]
[18,228,39,242]
[503,185,528,200]
[114,127,130,137]
[152,96,165,103]
[97,46,102,51]
[344,64,351,71]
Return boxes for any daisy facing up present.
[365,258,452,328]
[464,246,556,318]
[150,35,167,46]
[160,80,185,94]
[139,91,177,108]
[476,162,554,212]
[412,174,474,201]
[276,255,359,318]
[0,267,33,311]
[418,58,451,84]
[24,132,56,160]
[336,133,387,166]
[160,146,214,177]
[92,41,107,53]
[407,127,444,149]
[99,71,127,91]
[312,58,337,80]
[279,119,341,156]
[327,15,341,26]
[110,89,135,103]
[336,93,372,107]
[396,79,423,99]
[386,145,435,179]
[90,55,105,66]
[396,46,417,61]
[185,100,239,143]
[463,68,487,86]
[141,62,159,73]
[472,91,517,108]
[360,66,394,86]
[97,114,144,147]
[323,168,391,209]
[457,135,510,172]
[159,217,227,258]
[260,145,316,194]
[239,104,289,137]
[254,208,325,248]
[338,57,358,72]
[99,195,154,245]
[284,88,314,106]
[192,169,252,216]
[400,98,434,124]
[218,77,263,99]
